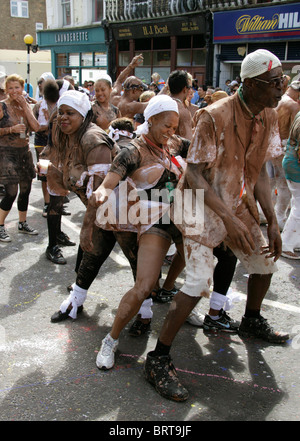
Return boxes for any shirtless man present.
[273,80,300,229]
[110,54,149,118]
[165,70,193,140]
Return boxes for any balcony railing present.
[104,0,287,22]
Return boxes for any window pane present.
[134,51,151,65]
[21,1,28,17]
[69,53,80,66]
[153,51,170,66]
[95,52,107,67]
[56,53,68,66]
[93,0,103,22]
[134,67,151,85]
[176,50,191,66]
[81,53,93,66]
[118,53,130,66]
[11,2,18,16]
[192,50,206,66]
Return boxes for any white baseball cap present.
[240,49,282,82]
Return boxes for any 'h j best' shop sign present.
[213,3,300,43]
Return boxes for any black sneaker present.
[203,309,240,332]
[0,225,11,242]
[57,232,76,246]
[18,221,38,235]
[144,352,189,402]
[46,245,67,264]
[51,306,83,323]
[238,315,289,344]
[153,287,178,303]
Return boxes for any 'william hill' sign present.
[214,3,300,42]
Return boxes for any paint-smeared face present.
[6,81,23,100]
[95,80,111,103]
[148,111,179,147]
[250,66,284,108]
[58,104,84,135]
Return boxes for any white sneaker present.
[186,307,205,327]
[96,333,119,370]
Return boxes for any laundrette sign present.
[214,3,300,42]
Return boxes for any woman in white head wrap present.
[48,90,139,324]
[92,74,121,131]
[89,94,188,370]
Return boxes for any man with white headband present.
[144,49,289,402]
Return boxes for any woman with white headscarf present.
[89,94,186,370]
[46,90,139,322]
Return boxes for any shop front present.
[111,13,212,86]
[213,2,300,88]
[37,25,107,85]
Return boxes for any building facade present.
[37,0,107,85]
[0,0,50,92]
[213,1,300,87]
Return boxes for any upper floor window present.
[10,0,29,18]
[62,0,71,26]
[92,0,103,22]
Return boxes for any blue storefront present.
[213,2,300,87]
[37,25,107,86]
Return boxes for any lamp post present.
[24,34,34,95]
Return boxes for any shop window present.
[69,53,80,66]
[287,41,300,60]
[153,37,170,50]
[62,0,71,26]
[92,0,103,22]
[119,52,130,66]
[119,40,130,51]
[177,36,191,49]
[192,50,206,66]
[153,51,170,66]
[176,51,191,66]
[135,52,152,65]
[81,53,93,66]
[95,52,107,67]
[135,39,151,51]
[56,53,68,66]
[10,1,28,18]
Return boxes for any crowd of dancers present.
[0,48,299,402]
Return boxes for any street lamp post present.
[23,34,34,95]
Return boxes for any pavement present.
[0,143,300,424]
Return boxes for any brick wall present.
[0,0,47,50]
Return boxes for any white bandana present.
[58,90,91,117]
[135,95,178,136]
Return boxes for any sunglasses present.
[253,75,285,88]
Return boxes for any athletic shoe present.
[238,315,289,344]
[203,309,240,332]
[0,225,11,242]
[186,307,205,327]
[144,351,189,402]
[51,306,83,323]
[96,333,119,370]
[56,232,76,246]
[46,245,67,264]
[18,221,38,235]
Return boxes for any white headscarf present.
[96,73,112,86]
[59,79,71,96]
[39,72,55,82]
[240,49,282,82]
[57,90,91,118]
[135,94,178,136]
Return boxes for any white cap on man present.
[240,49,282,82]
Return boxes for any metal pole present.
[26,44,30,95]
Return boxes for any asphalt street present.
[0,143,299,424]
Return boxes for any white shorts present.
[181,219,278,298]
